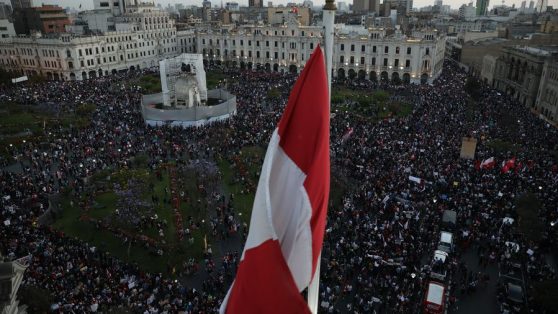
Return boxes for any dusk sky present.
[55,0,558,11]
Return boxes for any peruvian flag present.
[480,157,495,169]
[220,47,330,314]
[501,157,516,174]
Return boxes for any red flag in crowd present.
[220,46,330,314]
[480,157,495,170]
[501,157,516,174]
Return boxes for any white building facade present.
[0,2,177,80]
[191,22,445,84]
[0,9,445,84]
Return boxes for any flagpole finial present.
[323,0,336,11]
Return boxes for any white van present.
[437,231,454,253]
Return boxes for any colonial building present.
[0,1,445,84]
[493,46,557,108]
[190,21,445,84]
[536,58,558,122]
[0,2,177,81]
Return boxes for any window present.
[373,46,376,53]
[407,47,411,54]
[340,56,344,63]
[361,45,365,52]
[310,43,314,49]
[340,44,344,51]
[384,46,388,53]
[350,56,354,64]
[383,58,388,66]
[406,60,410,68]
[426,48,430,55]
[275,41,278,47]
[395,59,399,67]
[256,51,260,58]
[257,41,259,47]
[266,51,269,58]
[396,47,400,54]
[351,44,355,52]
[248,40,251,46]
[372,57,376,65]
[274,52,278,59]
[240,40,243,46]
[361,57,365,65]
[79,49,82,57]
[266,41,269,47]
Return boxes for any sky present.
[54,0,558,11]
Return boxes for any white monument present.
[159,54,208,108]
[142,53,236,127]
[1,255,30,314]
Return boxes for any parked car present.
[442,210,457,231]
[437,231,454,254]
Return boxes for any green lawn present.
[206,71,228,89]
[53,165,213,275]
[136,75,162,94]
[331,89,412,120]
[218,146,264,224]
[378,101,413,119]
[486,138,520,154]
[0,102,92,159]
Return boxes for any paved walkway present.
[452,247,500,314]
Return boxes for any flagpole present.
[307,253,321,313]
[322,0,336,105]
[308,2,335,313]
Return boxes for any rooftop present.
[513,45,558,56]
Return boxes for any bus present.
[424,281,446,314]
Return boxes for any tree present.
[465,76,481,99]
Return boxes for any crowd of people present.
[0,60,556,313]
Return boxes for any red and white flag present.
[480,157,495,169]
[220,47,330,314]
